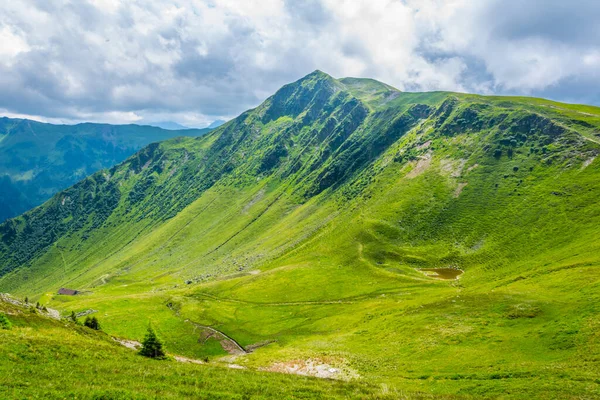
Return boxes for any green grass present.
[1,71,600,398]
[0,299,407,399]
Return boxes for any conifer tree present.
[139,325,166,359]
[92,316,100,331]
[70,311,77,323]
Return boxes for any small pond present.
[419,268,463,280]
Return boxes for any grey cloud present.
[284,0,331,26]
[0,0,599,127]
[483,0,600,45]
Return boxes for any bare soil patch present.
[417,140,431,150]
[454,182,468,198]
[242,188,265,214]
[261,358,358,380]
[406,153,432,179]
[467,163,479,173]
[582,156,596,169]
[440,158,467,177]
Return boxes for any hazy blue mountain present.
[145,121,190,130]
[207,119,227,129]
[0,117,210,221]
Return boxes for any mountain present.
[0,117,210,221]
[1,71,600,398]
[145,121,190,130]
[208,119,227,129]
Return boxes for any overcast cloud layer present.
[1,0,599,127]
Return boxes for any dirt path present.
[174,355,204,364]
[113,338,142,350]
[113,337,207,364]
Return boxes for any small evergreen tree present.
[84,316,101,331]
[0,313,11,330]
[70,311,78,323]
[139,325,165,359]
[24,297,29,304]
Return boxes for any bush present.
[0,313,12,330]
[139,325,166,359]
[84,316,101,331]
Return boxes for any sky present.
[1,0,599,128]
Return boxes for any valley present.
[1,71,600,399]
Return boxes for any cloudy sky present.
[1,0,599,128]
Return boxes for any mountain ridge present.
[0,71,599,398]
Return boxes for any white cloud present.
[0,25,30,63]
[0,0,599,126]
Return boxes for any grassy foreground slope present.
[0,297,397,400]
[0,117,210,221]
[1,71,600,398]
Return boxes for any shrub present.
[0,313,12,330]
[84,316,101,331]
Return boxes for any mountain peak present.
[294,69,338,87]
[260,70,342,123]
[306,69,331,78]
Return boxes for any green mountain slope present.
[1,71,600,398]
[0,117,210,221]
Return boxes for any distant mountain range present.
[207,119,227,129]
[145,121,191,130]
[146,119,227,130]
[0,117,210,221]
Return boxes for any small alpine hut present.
[58,288,79,296]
